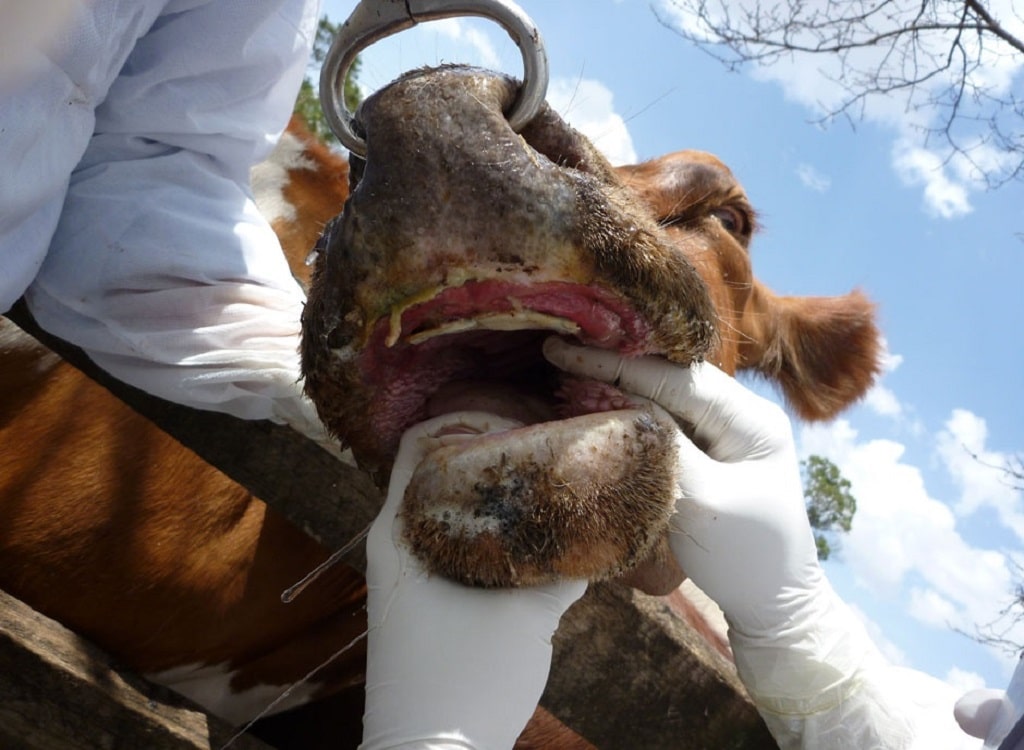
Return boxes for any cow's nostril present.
[518,108,620,184]
[524,126,596,172]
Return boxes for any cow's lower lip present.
[400,402,679,587]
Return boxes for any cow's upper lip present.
[359,279,656,450]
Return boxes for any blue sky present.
[323,0,1024,694]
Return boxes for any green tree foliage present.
[293,17,362,145]
[801,455,857,561]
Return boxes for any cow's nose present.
[319,0,549,157]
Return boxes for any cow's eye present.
[710,206,746,235]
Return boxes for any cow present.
[0,67,879,749]
[301,66,880,596]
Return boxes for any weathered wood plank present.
[0,589,271,750]
[548,584,777,749]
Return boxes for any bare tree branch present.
[660,0,1024,189]
[954,556,1024,655]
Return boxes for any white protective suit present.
[0,0,329,444]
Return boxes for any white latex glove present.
[956,689,1009,740]
[361,411,587,750]
[543,338,975,749]
[956,655,1024,748]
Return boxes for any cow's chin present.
[405,368,687,594]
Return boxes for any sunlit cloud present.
[848,602,908,666]
[798,417,1024,673]
[548,77,638,166]
[946,666,988,694]
[892,141,974,219]
[796,163,830,192]
[432,18,502,69]
[936,409,1024,540]
[863,341,906,420]
[909,586,959,629]
[864,384,903,418]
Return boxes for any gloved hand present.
[360,411,587,750]
[956,654,1023,748]
[543,338,975,749]
[956,688,1008,739]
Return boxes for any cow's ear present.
[741,282,882,420]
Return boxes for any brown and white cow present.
[0,66,879,750]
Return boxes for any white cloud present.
[796,163,830,192]
[861,342,905,419]
[432,18,502,69]
[945,666,988,694]
[936,409,1024,539]
[547,77,638,166]
[892,140,974,219]
[798,418,1024,670]
[847,603,909,666]
[908,587,959,629]
[864,384,903,418]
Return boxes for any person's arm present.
[543,338,978,750]
[361,411,587,750]
[17,1,331,444]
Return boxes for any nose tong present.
[319,0,549,157]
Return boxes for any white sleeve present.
[729,585,981,750]
[0,1,163,313]
[758,665,981,750]
[19,0,330,442]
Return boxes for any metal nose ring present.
[319,0,549,157]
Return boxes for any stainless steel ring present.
[319,0,548,157]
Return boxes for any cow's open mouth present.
[360,279,658,450]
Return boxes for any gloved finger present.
[543,338,791,462]
[369,411,527,584]
[954,688,1007,738]
[385,411,526,505]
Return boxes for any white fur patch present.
[146,661,322,725]
[0,319,61,374]
[251,131,316,227]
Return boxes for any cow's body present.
[1,77,879,747]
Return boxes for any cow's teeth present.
[407,311,581,345]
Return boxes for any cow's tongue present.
[424,368,640,429]
[425,380,555,426]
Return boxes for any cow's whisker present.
[281,522,372,604]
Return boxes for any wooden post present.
[0,589,271,750]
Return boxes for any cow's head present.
[301,66,879,591]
